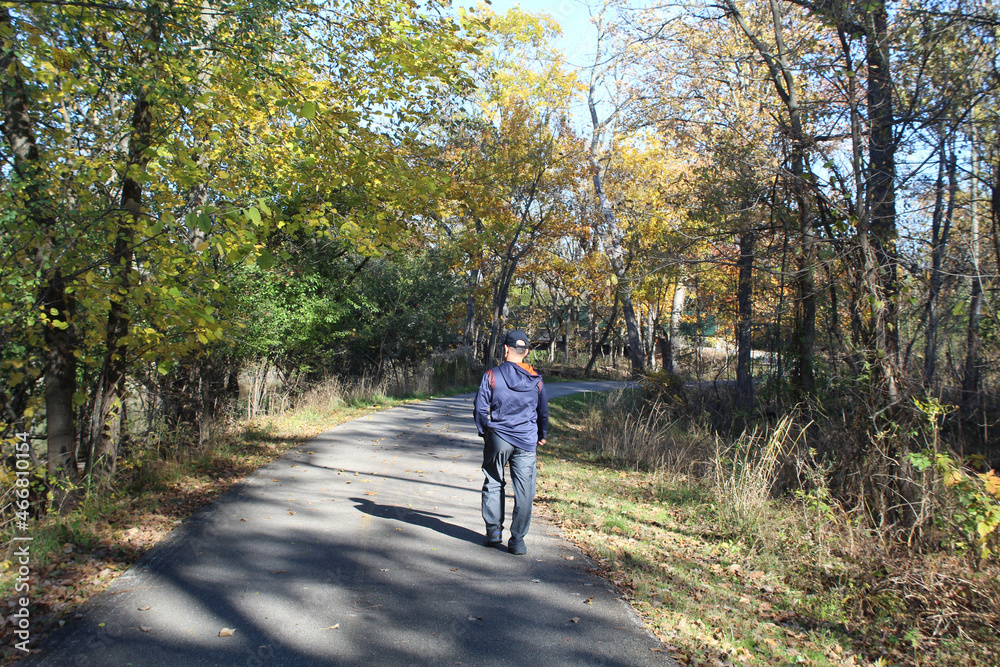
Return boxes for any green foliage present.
[0,456,51,528]
[793,484,836,523]
[346,250,464,368]
[640,370,686,406]
[0,0,480,475]
[905,396,1000,565]
[231,262,356,368]
[231,246,463,374]
[907,450,1000,565]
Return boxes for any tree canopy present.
[1,0,998,537]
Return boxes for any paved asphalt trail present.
[25,381,674,666]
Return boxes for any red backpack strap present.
[487,369,495,391]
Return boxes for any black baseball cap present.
[504,330,530,350]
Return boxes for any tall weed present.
[712,414,801,542]
[581,389,708,472]
[261,353,476,418]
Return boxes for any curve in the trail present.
[23,381,674,667]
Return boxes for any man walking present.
[474,330,549,555]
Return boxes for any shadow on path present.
[349,496,483,545]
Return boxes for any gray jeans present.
[481,431,537,542]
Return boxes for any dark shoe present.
[484,531,502,547]
[508,539,526,555]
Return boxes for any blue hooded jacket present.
[474,361,549,452]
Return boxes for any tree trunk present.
[564,297,573,364]
[866,3,900,401]
[587,298,597,367]
[923,135,956,387]
[586,78,644,375]
[658,329,673,374]
[463,268,479,348]
[42,275,77,486]
[770,0,815,395]
[89,83,155,481]
[1,10,77,496]
[792,224,817,394]
[645,305,657,371]
[619,291,645,374]
[736,231,755,409]
[584,292,619,375]
[670,277,687,351]
[726,0,816,393]
[837,25,867,376]
[962,132,984,412]
[481,172,544,368]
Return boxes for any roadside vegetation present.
[538,389,1000,667]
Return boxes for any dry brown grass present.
[537,390,1000,667]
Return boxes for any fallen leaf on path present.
[568,617,580,623]
[583,596,594,604]
[325,624,340,630]
[467,616,482,621]
[219,628,235,637]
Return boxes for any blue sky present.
[451,0,599,68]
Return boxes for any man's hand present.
[538,439,546,447]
